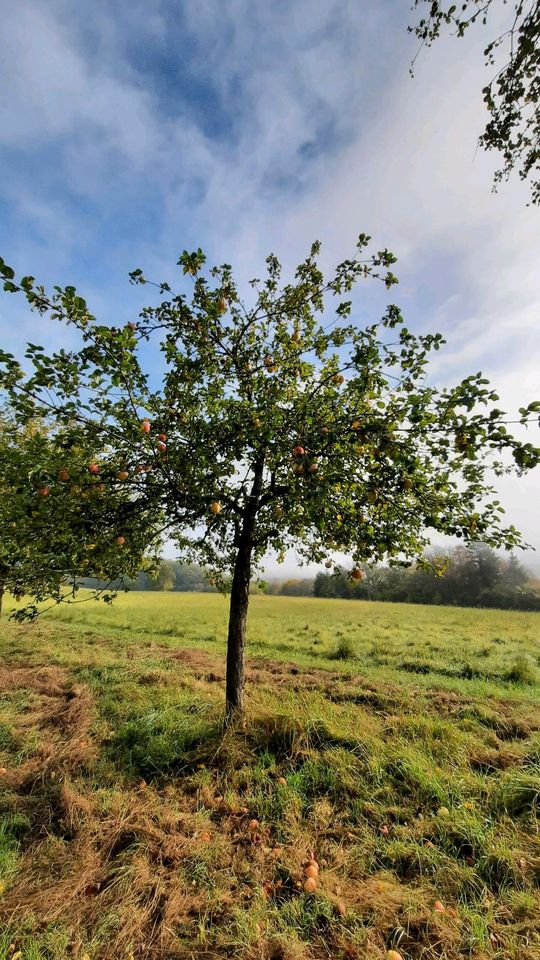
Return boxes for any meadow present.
[0,592,539,960]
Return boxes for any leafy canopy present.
[0,236,538,617]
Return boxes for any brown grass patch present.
[0,664,95,791]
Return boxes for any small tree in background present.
[0,237,538,714]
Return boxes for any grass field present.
[0,592,539,959]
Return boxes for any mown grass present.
[0,592,538,959]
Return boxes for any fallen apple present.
[304,865,319,880]
[248,819,259,831]
[303,877,317,893]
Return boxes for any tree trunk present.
[225,454,264,718]
[226,539,252,716]
[0,581,3,619]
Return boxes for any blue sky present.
[1,0,539,571]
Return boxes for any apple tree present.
[0,239,538,714]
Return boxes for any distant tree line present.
[313,545,540,611]
[77,546,540,612]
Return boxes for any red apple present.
[292,445,305,456]
[351,568,365,581]
[157,441,167,452]
[88,463,99,475]
[127,322,137,331]
[308,463,318,473]
[141,419,151,433]
[117,471,129,481]
[116,535,125,546]
[58,468,70,482]
[158,433,167,442]
[37,486,50,497]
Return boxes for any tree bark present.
[225,538,252,716]
[225,454,264,718]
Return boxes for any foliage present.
[409,1,540,203]
[0,409,160,619]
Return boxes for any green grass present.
[0,592,539,959]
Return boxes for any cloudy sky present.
[1,0,539,573]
